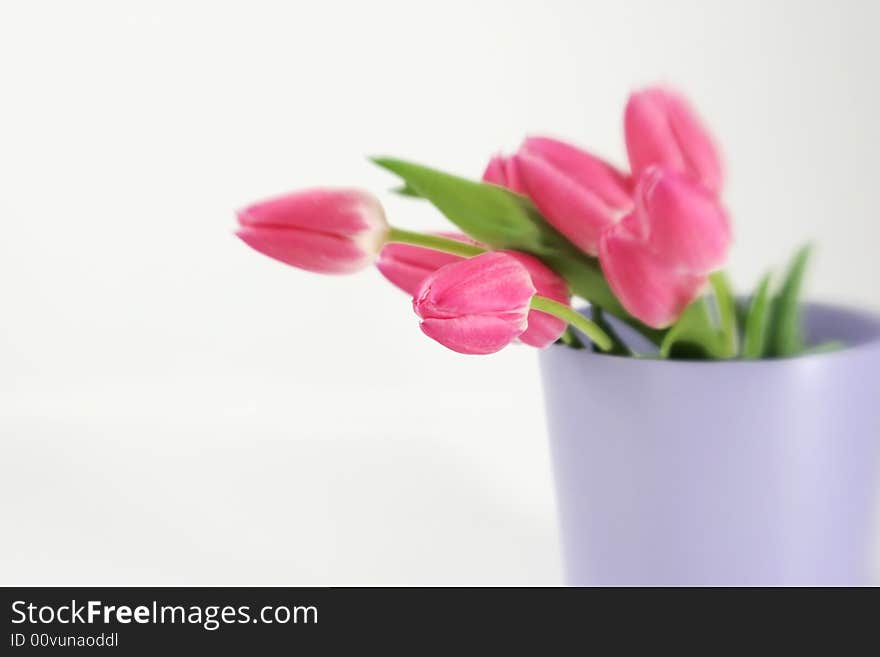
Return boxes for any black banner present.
[1,586,870,652]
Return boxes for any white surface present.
[3,375,559,585]
[1,0,879,584]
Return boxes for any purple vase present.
[539,302,880,586]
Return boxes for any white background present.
[2,0,878,584]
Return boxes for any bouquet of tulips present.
[236,85,820,359]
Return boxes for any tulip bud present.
[379,236,569,348]
[510,137,633,255]
[236,188,389,274]
[413,252,536,355]
[624,87,723,194]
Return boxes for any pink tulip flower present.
[379,236,569,348]
[236,188,389,274]
[624,87,723,194]
[413,252,536,355]
[485,137,632,256]
[598,168,730,328]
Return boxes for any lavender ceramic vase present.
[539,303,880,586]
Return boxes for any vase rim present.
[561,300,880,364]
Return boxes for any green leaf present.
[767,244,812,357]
[591,306,632,356]
[372,157,545,249]
[709,271,738,358]
[742,273,772,359]
[660,298,726,359]
[660,275,738,360]
[370,156,635,321]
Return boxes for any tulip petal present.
[504,251,569,348]
[519,308,567,349]
[236,225,370,274]
[414,252,536,318]
[419,315,527,355]
[513,149,621,255]
[635,167,731,274]
[625,88,723,193]
[482,154,526,194]
[237,188,384,233]
[599,217,707,329]
[521,137,632,208]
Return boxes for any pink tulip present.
[625,87,723,194]
[379,237,569,348]
[508,137,633,255]
[236,188,389,274]
[599,220,707,329]
[413,252,536,355]
[598,168,730,328]
[482,154,527,194]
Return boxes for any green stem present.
[592,306,631,356]
[530,296,613,352]
[388,227,485,258]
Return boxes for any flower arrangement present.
[236,85,827,359]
